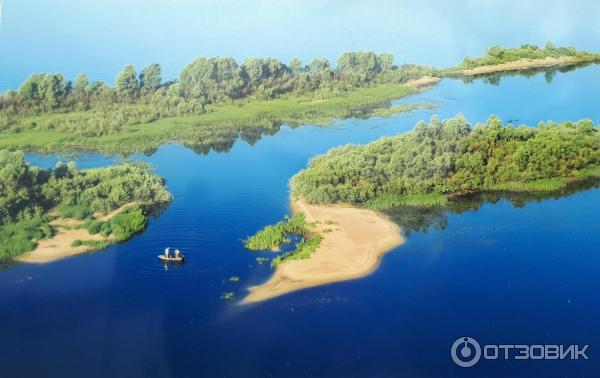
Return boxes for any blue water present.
[1,66,600,377]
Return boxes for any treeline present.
[0,150,171,260]
[292,116,600,209]
[454,42,600,71]
[0,51,437,135]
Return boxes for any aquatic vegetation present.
[245,212,322,267]
[229,276,240,283]
[292,116,600,209]
[255,257,270,264]
[372,103,437,117]
[244,213,308,251]
[271,235,323,267]
[221,292,235,301]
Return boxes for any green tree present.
[74,73,89,94]
[39,74,67,110]
[139,63,162,91]
[289,58,304,75]
[241,58,266,87]
[114,65,139,98]
[308,58,330,73]
[379,52,394,70]
[180,57,245,101]
[337,51,382,83]
[18,74,44,100]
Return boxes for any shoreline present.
[406,75,442,88]
[242,199,404,304]
[458,56,581,76]
[15,203,137,264]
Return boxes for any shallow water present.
[1,65,600,377]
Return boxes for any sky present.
[1,0,600,91]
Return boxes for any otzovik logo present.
[451,337,482,367]
[450,336,590,368]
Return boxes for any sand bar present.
[242,199,404,303]
[406,75,441,88]
[459,56,580,76]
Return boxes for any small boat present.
[158,253,184,263]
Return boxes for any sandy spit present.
[242,199,404,304]
[460,56,579,76]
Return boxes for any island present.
[0,51,438,155]
[243,116,600,302]
[0,150,171,263]
[243,200,403,303]
[446,42,600,77]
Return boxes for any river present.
[1,64,600,377]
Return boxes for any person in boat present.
[174,249,181,259]
[164,247,170,258]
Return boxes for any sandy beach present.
[406,75,441,88]
[242,199,404,303]
[459,56,580,76]
[16,203,136,264]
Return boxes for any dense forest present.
[292,116,600,209]
[0,150,171,261]
[452,42,600,71]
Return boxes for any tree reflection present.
[384,178,600,235]
[456,62,595,86]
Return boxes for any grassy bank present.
[0,83,418,154]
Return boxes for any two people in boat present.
[163,247,182,259]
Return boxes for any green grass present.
[71,239,111,250]
[574,164,600,178]
[57,203,92,220]
[367,193,449,210]
[0,216,54,262]
[365,172,600,211]
[244,213,309,251]
[271,235,323,267]
[245,212,323,268]
[0,84,417,154]
[487,178,569,192]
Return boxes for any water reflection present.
[385,178,600,235]
[455,62,597,86]
[182,123,283,155]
